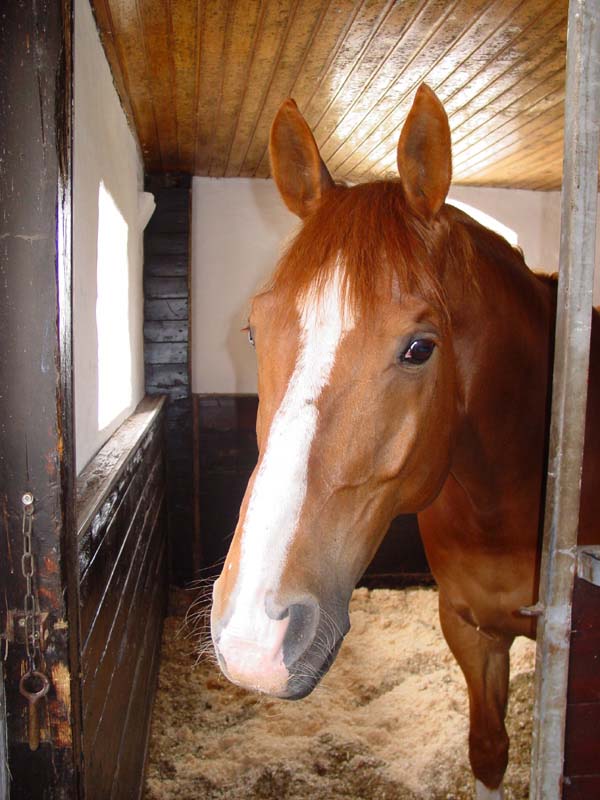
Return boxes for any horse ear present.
[269,98,334,218]
[397,84,452,219]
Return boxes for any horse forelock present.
[264,181,475,327]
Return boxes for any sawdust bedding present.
[143,587,535,800]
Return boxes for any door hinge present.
[1,610,49,660]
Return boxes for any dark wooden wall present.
[563,573,600,799]
[77,397,168,800]
[0,1,82,796]
[195,396,259,574]
[194,394,431,584]
[144,175,195,585]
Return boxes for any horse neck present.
[447,220,556,504]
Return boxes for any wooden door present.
[0,1,82,797]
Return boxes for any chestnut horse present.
[210,85,599,798]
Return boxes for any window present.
[96,180,132,430]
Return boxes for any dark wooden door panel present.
[563,576,600,795]
[0,1,81,796]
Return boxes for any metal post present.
[529,1,600,798]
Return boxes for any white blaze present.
[218,268,354,684]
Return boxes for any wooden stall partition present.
[144,175,196,585]
[194,395,260,577]
[76,396,168,800]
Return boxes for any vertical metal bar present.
[530,1,600,798]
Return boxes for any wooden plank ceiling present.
[91,0,571,190]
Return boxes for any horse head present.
[211,85,462,699]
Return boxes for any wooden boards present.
[144,175,196,584]
[90,0,574,189]
[0,1,81,795]
[563,576,600,799]
[76,396,168,800]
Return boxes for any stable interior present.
[18,0,600,797]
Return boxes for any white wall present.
[73,0,147,473]
[192,178,600,394]
[192,178,298,393]
[449,186,600,305]
[448,186,561,272]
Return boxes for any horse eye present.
[399,338,435,365]
[242,325,255,347]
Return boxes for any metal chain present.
[21,492,40,673]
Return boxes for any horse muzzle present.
[211,590,349,699]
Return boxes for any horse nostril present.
[264,593,322,666]
[264,592,290,621]
[282,601,319,667]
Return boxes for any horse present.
[209,84,600,798]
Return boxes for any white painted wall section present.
[192,178,298,394]
[449,185,600,304]
[191,178,600,394]
[73,0,147,473]
[449,186,563,274]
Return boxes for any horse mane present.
[444,203,530,276]
[267,181,475,325]
[533,271,559,288]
